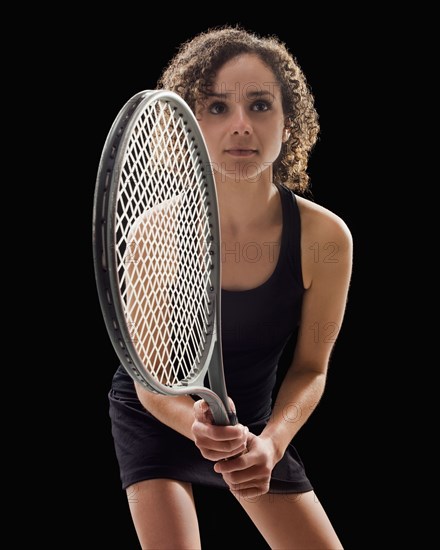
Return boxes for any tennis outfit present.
[108,183,313,494]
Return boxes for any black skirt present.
[109,366,313,494]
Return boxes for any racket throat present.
[205,342,237,425]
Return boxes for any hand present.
[191,399,248,461]
[213,432,278,499]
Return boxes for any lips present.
[225,149,257,157]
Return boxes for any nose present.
[230,107,252,136]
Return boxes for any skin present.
[130,54,352,549]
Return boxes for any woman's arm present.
[135,386,248,458]
[215,201,353,495]
[134,389,197,440]
[260,200,353,461]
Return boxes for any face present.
[195,54,287,185]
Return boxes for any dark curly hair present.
[157,26,319,195]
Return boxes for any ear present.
[282,127,290,143]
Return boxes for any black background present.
[59,11,397,549]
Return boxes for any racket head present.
[93,90,222,398]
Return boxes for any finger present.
[214,454,249,474]
[201,442,248,462]
[228,483,271,499]
[195,422,248,443]
[195,431,248,455]
[222,466,269,485]
[221,465,271,488]
[193,400,214,423]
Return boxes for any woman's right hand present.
[191,399,248,461]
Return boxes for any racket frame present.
[93,90,236,425]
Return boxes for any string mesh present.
[115,99,215,387]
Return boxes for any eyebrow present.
[205,90,275,100]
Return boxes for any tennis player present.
[109,26,352,549]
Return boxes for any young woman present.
[109,26,352,549]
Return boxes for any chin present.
[214,160,267,184]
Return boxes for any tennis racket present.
[93,89,238,427]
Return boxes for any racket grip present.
[228,411,239,426]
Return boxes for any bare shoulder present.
[295,194,353,288]
[295,194,352,247]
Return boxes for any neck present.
[214,173,279,234]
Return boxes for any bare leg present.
[127,479,201,549]
[234,489,343,549]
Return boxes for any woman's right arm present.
[134,385,197,440]
[135,386,248,460]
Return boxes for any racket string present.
[115,99,216,386]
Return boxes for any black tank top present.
[109,183,310,493]
[220,183,304,425]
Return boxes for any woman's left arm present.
[215,205,353,495]
[260,208,353,462]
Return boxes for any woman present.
[109,26,352,549]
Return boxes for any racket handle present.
[196,389,235,426]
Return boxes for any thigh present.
[127,478,201,549]
[234,489,343,549]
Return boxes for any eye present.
[252,101,271,112]
[208,102,227,115]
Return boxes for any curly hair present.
[157,26,319,195]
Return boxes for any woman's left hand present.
[214,432,279,499]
